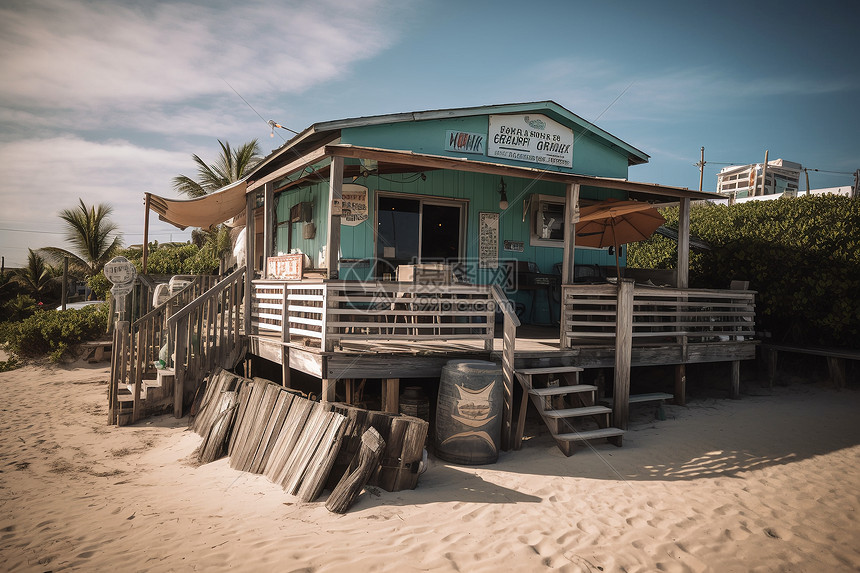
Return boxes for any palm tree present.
[42,199,122,279]
[16,249,56,301]
[172,139,263,198]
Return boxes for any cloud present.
[0,0,402,135]
[0,136,195,264]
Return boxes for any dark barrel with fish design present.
[435,360,503,465]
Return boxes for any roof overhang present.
[148,179,248,230]
[323,144,717,202]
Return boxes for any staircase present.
[514,366,624,456]
[115,368,176,426]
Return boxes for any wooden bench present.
[762,343,859,388]
[80,340,112,363]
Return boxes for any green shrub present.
[1,294,39,323]
[628,195,860,348]
[1,303,108,361]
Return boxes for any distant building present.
[716,159,802,200]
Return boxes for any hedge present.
[628,195,860,349]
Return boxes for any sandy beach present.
[1,359,858,572]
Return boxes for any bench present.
[762,343,859,388]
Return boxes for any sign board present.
[103,256,137,286]
[267,254,304,281]
[503,240,524,252]
[478,212,499,269]
[444,130,486,154]
[341,184,369,226]
[488,114,574,168]
[110,283,133,298]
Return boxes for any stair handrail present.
[492,285,520,451]
[167,265,247,418]
[108,273,218,425]
[167,266,246,329]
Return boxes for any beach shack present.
[113,101,757,456]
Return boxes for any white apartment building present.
[716,159,802,199]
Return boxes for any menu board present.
[479,212,499,269]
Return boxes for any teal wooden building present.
[130,101,756,455]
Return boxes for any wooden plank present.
[280,406,331,493]
[197,391,239,464]
[248,391,293,474]
[381,378,400,414]
[325,427,385,514]
[296,413,347,502]
[263,398,314,483]
[227,380,258,458]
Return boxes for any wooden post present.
[674,365,686,406]
[613,279,634,430]
[243,191,255,335]
[382,378,400,414]
[730,361,741,399]
[326,156,344,279]
[561,183,580,285]
[281,284,291,388]
[142,193,151,274]
[321,378,337,402]
[174,317,187,418]
[263,182,274,273]
[501,313,516,451]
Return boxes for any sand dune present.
[1,360,858,572]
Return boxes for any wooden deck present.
[249,323,756,380]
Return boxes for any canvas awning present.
[148,179,248,230]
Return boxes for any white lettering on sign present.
[488,114,574,168]
[445,130,486,154]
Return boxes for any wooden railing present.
[252,280,497,352]
[108,274,219,425]
[168,266,246,417]
[492,285,520,451]
[560,283,756,348]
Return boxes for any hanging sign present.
[488,114,574,168]
[479,212,499,269]
[267,254,304,280]
[341,184,368,226]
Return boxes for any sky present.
[1,0,858,268]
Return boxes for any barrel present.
[435,360,503,465]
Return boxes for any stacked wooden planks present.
[191,368,429,508]
[325,403,428,492]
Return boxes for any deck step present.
[553,427,625,442]
[529,384,598,397]
[516,366,583,376]
[543,405,612,419]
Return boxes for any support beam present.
[674,364,686,406]
[382,378,400,414]
[243,191,255,335]
[321,378,337,402]
[677,198,690,288]
[326,156,344,279]
[730,361,740,399]
[613,279,634,430]
[263,182,274,272]
[561,183,580,285]
[142,193,151,274]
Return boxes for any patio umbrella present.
[575,199,666,280]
